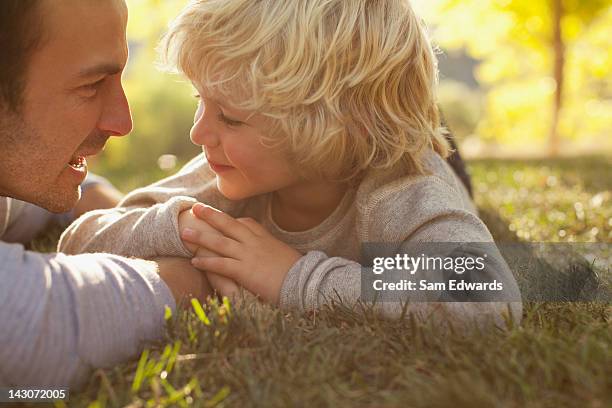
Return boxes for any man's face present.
[0,0,132,212]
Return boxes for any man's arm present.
[0,242,211,388]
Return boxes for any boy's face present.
[190,90,301,201]
[0,0,132,213]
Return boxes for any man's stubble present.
[0,108,81,213]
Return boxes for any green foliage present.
[100,56,198,176]
[438,80,483,139]
[94,0,611,185]
[93,0,199,193]
[432,0,612,152]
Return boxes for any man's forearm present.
[0,244,175,387]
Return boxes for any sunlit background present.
[92,0,612,192]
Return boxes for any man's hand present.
[180,203,302,305]
[153,257,214,307]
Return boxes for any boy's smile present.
[191,91,300,202]
[190,90,349,231]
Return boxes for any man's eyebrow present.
[77,63,124,79]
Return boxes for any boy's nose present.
[190,102,220,147]
[190,124,221,147]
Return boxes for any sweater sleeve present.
[58,154,217,259]
[278,213,523,329]
[2,173,123,244]
[0,241,175,388]
[1,200,57,244]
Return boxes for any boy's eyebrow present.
[200,92,253,124]
[210,97,230,110]
[211,97,251,121]
[191,84,233,110]
[77,63,124,79]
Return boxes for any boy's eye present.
[193,92,243,127]
[218,113,243,127]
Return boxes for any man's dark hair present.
[0,0,44,112]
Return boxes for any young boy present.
[60,0,521,329]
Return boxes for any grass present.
[26,155,612,407]
[470,155,611,243]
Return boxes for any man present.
[0,0,211,387]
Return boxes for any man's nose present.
[190,102,220,147]
[98,80,133,137]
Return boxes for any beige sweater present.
[59,149,522,328]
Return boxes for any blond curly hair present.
[161,0,449,182]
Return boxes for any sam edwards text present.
[373,279,504,291]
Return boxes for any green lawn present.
[35,155,611,407]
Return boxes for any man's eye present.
[80,79,104,97]
[218,113,243,127]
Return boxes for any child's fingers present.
[191,256,241,280]
[205,271,240,299]
[236,217,268,236]
[192,203,252,243]
[194,246,219,258]
[181,229,241,259]
[178,208,222,254]
[181,238,199,255]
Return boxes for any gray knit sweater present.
[60,148,522,327]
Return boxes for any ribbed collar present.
[262,186,356,247]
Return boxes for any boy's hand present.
[178,206,241,298]
[178,207,221,255]
[180,203,302,305]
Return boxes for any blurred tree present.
[431,0,612,156]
